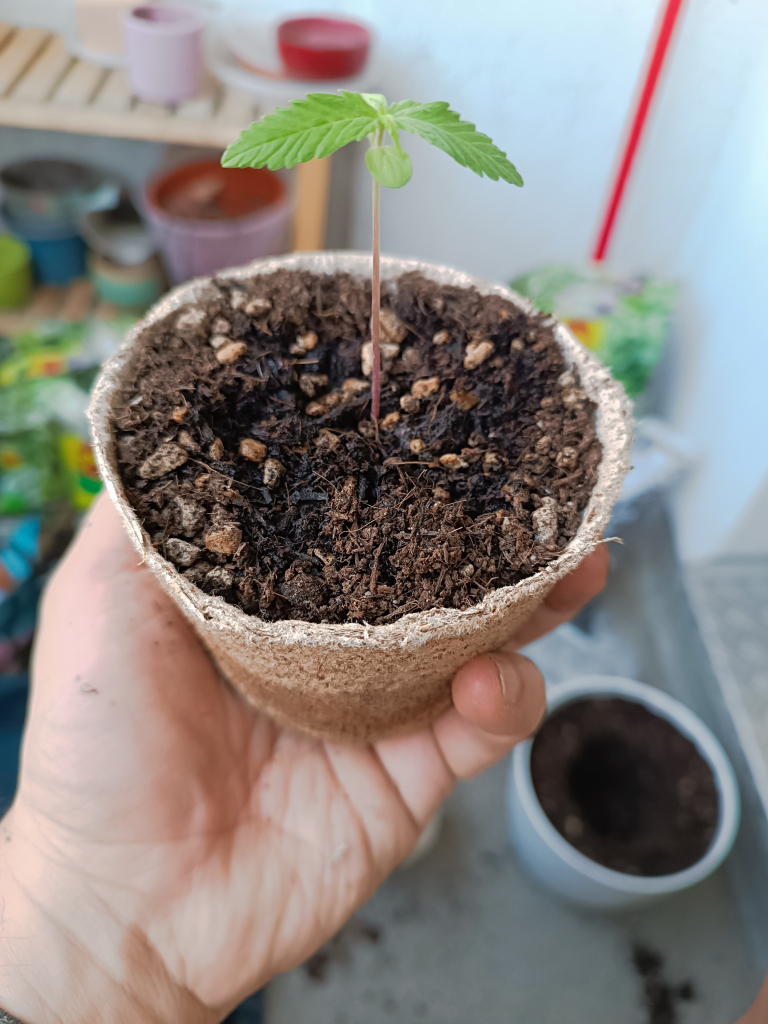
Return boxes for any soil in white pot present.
[531,698,719,876]
[113,270,601,625]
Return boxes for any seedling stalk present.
[222,92,522,418]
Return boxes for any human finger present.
[372,650,544,830]
[432,650,546,779]
[509,544,609,649]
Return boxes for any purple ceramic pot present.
[124,5,203,104]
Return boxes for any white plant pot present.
[506,676,740,910]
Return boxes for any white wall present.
[607,0,768,561]
[5,0,768,559]
[180,0,655,280]
[670,54,768,560]
[343,0,659,282]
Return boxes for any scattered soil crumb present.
[303,916,381,982]
[633,943,695,1024]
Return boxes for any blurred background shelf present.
[0,25,257,146]
[0,24,331,251]
[0,277,123,334]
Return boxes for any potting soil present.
[531,697,719,876]
[114,270,601,625]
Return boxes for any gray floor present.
[267,758,755,1024]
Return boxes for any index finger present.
[509,544,609,649]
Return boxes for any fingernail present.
[487,652,525,707]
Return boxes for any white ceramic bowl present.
[506,676,740,910]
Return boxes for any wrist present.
[0,810,208,1024]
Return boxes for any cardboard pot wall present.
[88,253,633,743]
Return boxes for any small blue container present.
[3,204,87,285]
[25,234,87,284]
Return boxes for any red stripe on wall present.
[592,0,687,262]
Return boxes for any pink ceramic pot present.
[124,6,203,104]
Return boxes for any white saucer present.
[63,24,127,69]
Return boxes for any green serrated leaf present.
[389,101,523,186]
[222,91,381,170]
[366,146,413,188]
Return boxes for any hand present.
[0,495,607,1024]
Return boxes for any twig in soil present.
[429,392,443,425]
[471,577,498,594]
[311,468,339,494]
[188,458,262,495]
[382,458,439,468]
[344,508,391,534]
[369,542,384,594]
[553,469,584,487]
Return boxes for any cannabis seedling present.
[222,92,522,420]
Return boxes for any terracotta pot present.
[89,253,633,744]
[142,160,290,284]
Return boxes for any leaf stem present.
[371,172,381,421]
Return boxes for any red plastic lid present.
[277,17,369,80]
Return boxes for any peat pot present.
[89,253,633,744]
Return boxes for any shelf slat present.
[0,24,16,53]
[52,59,108,108]
[0,26,49,96]
[91,68,131,114]
[132,100,172,119]
[176,79,220,121]
[12,35,72,103]
[218,87,255,127]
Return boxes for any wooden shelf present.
[0,25,257,147]
[0,25,332,252]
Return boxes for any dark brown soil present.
[531,697,719,876]
[114,270,601,625]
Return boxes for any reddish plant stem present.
[371,176,381,420]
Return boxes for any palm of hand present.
[14,504,439,1012]
[5,497,604,1019]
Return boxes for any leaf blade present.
[223,91,380,170]
[389,101,523,185]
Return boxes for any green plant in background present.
[223,91,523,419]
[511,266,677,398]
